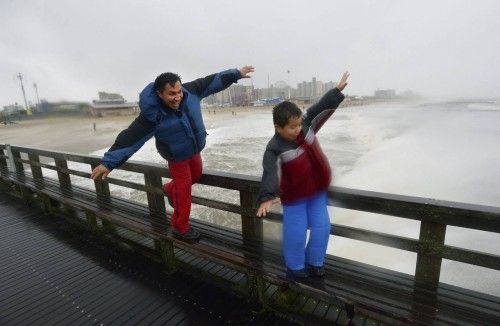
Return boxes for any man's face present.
[276,116,302,142]
[157,81,183,110]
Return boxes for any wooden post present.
[247,269,266,305]
[158,240,176,274]
[240,190,265,305]
[91,162,114,232]
[144,172,167,253]
[415,220,446,287]
[55,158,72,194]
[144,172,167,220]
[240,190,263,241]
[55,157,76,218]
[8,146,25,178]
[40,193,53,214]
[8,147,30,201]
[86,211,99,233]
[28,152,44,189]
[0,146,8,177]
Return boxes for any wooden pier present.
[1,143,499,325]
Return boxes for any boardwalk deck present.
[1,144,499,325]
[0,191,290,325]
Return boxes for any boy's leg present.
[305,192,330,267]
[165,158,193,234]
[282,200,308,271]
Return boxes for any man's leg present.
[189,154,203,183]
[163,154,202,206]
[165,158,192,234]
[305,192,330,268]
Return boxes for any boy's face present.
[276,116,302,142]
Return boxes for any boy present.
[256,72,349,280]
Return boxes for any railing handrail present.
[6,144,500,230]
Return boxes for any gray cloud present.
[1,0,499,107]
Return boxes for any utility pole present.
[33,83,40,109]
[17,73,31,115]
[267,73,270,99]
[287,70,291,99]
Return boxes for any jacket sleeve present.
[303,88,345,133]
[257,149,280,203]
[101,114,155,170]
[183,69,241,99]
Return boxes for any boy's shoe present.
[306,264,326,278]
[286,268,309,281]
[172,228,200,242]
[162,184,174,207]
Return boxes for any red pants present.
[163,154,202,233]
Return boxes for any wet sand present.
[0,106,274,154]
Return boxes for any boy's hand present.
[239,65,255,78]
[337,71,350,91]
[256,198,279,217]
[91,164,110,180]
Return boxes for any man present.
[90,65,255,241]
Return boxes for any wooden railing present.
[1,143,499,289]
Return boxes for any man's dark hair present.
[272,101,302,127]
[154,72,181,92]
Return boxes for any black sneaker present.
[306,264,326,278]
[172,228,200,242]
[286,268,309,281]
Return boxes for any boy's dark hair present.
[154,72,181,92]
[273,101,302,127]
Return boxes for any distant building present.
[2,104,24,115]
[251,97,284,106]
[374,89,396,99]
[87,92,138,117]
[40,101,90,114]
[203,85,255,107]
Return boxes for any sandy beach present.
[0,106,274,154]
[0,98,387,155]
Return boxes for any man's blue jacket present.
[101,69,241,170]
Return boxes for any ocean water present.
[47,102,500,296]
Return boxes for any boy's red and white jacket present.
[258,88,344,205]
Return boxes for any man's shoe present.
[172,228,200,242]
[162,184,174,207]
[306,264,326,278]
[286,268,309,281]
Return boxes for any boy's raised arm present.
[303,71,350,132]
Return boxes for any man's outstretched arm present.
[183,66,254,99]
[91,114,155,180]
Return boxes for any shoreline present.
[0,100,405,155]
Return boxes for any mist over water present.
[81,102,500,295]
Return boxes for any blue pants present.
[282,191,331,270]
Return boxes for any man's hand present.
[91,164,110,180]
[256,198,279,217]
[239,65,255,79]
[337,71,350,92]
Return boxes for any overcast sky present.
[1,0,499,107]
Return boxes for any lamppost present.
[287,70,291,99]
